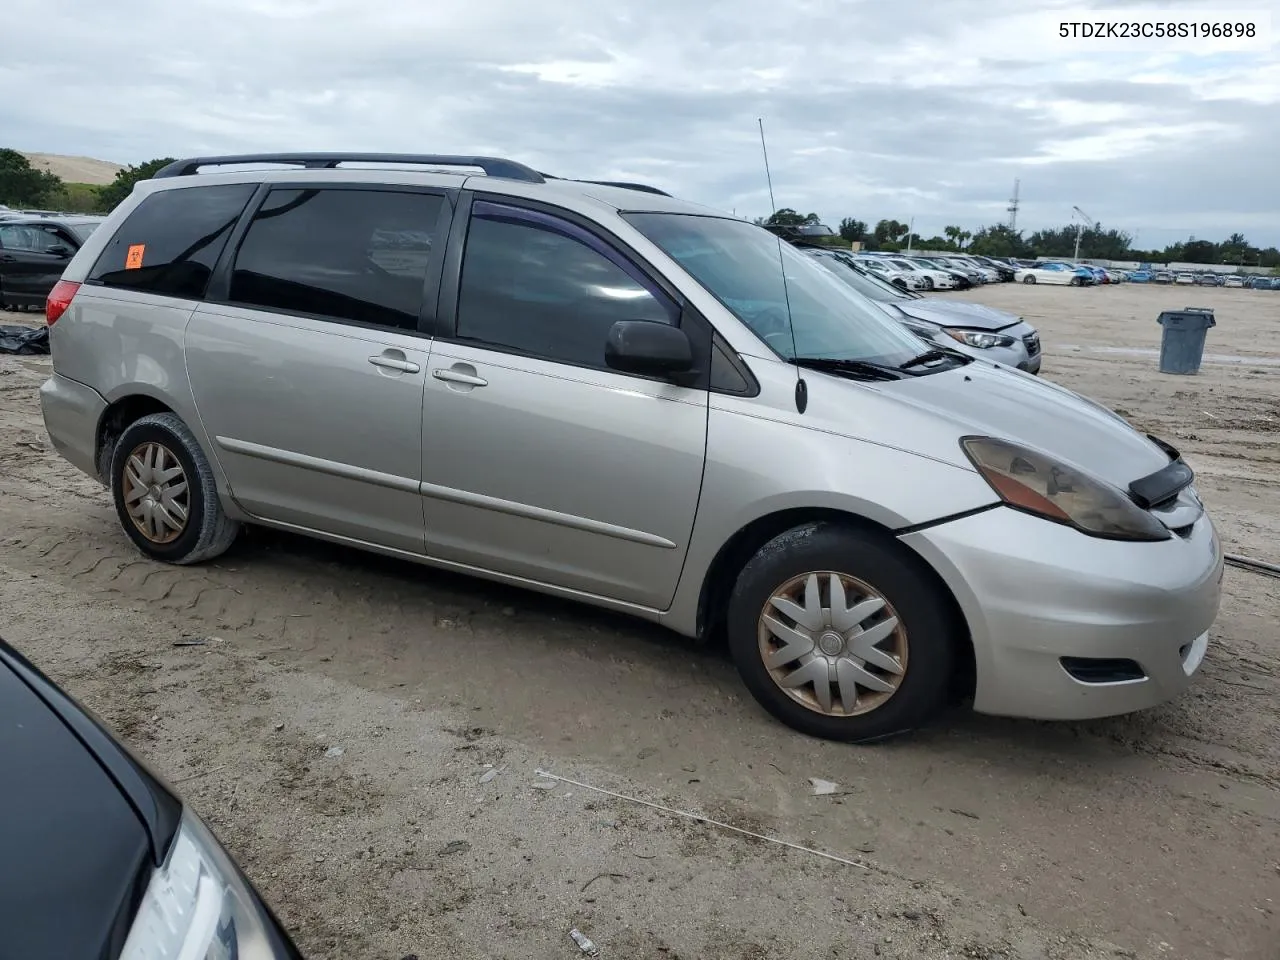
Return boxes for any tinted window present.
[455,206,674,368]
[89,184,255,298]
[229,188,443,331]
[68,221,101,243]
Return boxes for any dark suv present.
[0,215,105,310]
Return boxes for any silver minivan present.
[39,153,1223,742]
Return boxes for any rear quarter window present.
[88,183,256,299]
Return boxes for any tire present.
[1070,276,1082,287]
[726,522,960,743]
[1022,275,1036,284]
[921,277,934,291]
[110,412,240,565]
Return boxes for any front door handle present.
[0,255,16,263]
[432,367,488,387]
[368,355,421,374]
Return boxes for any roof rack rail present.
[151,153,546,183]
[573,179,672,197]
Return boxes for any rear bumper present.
[40,373,106,482]
[900,505,1224,720]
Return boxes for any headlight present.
[943,329,1016,349]
[120,811,293,960]
[962,437,1171,542]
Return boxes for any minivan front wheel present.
[726,522,958,742]
[110,412,240,565]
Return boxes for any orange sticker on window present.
[125,244,145,269]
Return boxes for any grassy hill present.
[22,152,122,185]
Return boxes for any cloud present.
[2,0,1276,246]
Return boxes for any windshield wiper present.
[898,348,972,371]
[790,357,905,381]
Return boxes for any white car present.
[1104,270,1125,283]
[882,257,958,291]
[854,257,929,291]
[1014,262,1088,286]
[1224,275,1245,288]
[1175,272,1195,285]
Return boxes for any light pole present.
[1071,206,1094,261]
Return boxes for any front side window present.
[626,214,927,366]
[229,188,444,331]
[454,203,675,369]
[89,184,256,298]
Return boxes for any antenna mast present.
[758,118,777,215]
[1007,178,1021,231]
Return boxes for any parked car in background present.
[1015,262,1091,286]
[0,637,304,960]
[936,257,992,284]
[879,256,959,291]
[1175,272,1195,285]
[1153,271,1173,283]
[1195,274,1221,286]
[953,257,1002,283]
[800,247,1042,373]
[1103,269,1125,283]
[0,215,106,310]
[1128,270,1153,283]
[854,255,929,291]
[909,257,976,289]
[969,256,1016,282]
[39,151,1223,742]
[1250,275,1277,289]
[1223,275,1245,288]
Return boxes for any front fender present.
[663,403,998,636]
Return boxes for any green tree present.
[0,148,63,207]
[942,225,971,251]
[872,219,908,246]
[967,224,1026,258]
[96,157,177,212]
[838,217,868,243]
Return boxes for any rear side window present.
[228,188,444,332]
[89,184,255,299]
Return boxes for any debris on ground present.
[0,324,49,355]
[324,746,345,758]
[569,927,599,956]
[809,778,840,796]
[438,840,471,857]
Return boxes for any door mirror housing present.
[605,320,694,377]
[47,244,72,258]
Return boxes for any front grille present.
[1022,334,1041,356]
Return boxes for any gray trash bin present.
[1157,307,1215,374]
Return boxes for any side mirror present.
[605,320,693,377]
[47,244,72,258]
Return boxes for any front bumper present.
[40,373,107,482]
[900,504,1223,720]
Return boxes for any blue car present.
[1127,270,1152,283]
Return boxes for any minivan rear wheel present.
[110,412,240,565]
[726,522,958,742]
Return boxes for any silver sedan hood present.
[895,299,1023,331]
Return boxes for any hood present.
[896,298,1023,331]
[801,360,1168,490]
[0,649,154,960]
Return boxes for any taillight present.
[46,280,80,325]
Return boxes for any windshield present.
[805,251,913,303]
[625,214,929,365]
[69,221,101,242]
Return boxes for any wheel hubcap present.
[758,572,908,717]
[122,441,190,544]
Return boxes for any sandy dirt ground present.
[1,283,1278,960]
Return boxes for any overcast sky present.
[5,0,1277,247]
